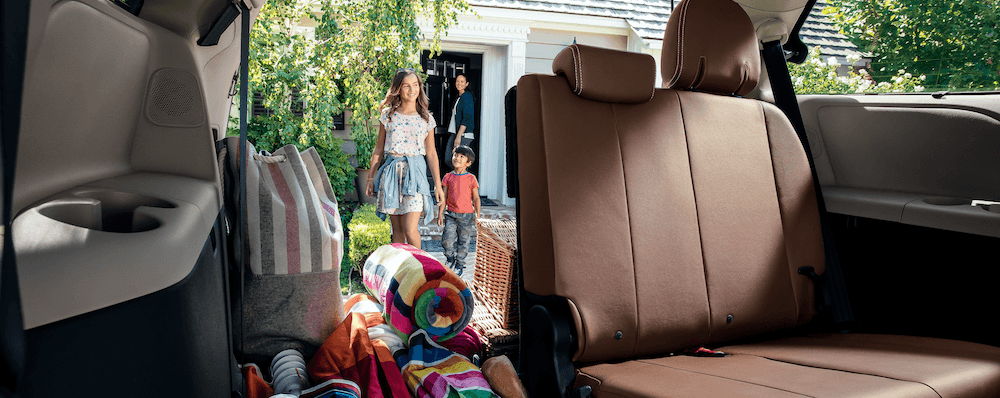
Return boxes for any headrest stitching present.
[573,45,583,95]
[668,1,689,88]
[569,45,579,94]
[648,57,656,102]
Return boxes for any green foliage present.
[825,0,1000,91]
[790,47,925,94]
[347,204,391,270]
[330,0,471,165]
[230,0,470,190]
[228,0,355,199]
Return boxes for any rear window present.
[793,0,999,94]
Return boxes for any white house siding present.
[419,8,656,205]
[524,29,629,74]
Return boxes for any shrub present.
[347,204,391,270]
[789,47,926,94]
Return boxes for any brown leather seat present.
[514,0,1000,396]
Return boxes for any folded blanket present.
[363,243,474,343]
[240,363,274,398]
[300,379,362,398]
[344,293,407,355]
[306,312,410,398]
[400,330,499,398]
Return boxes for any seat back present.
[516,0,825,365]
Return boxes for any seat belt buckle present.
[798,266,824,282]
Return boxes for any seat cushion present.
[720,334,1000,398]
[577,334,1000,397]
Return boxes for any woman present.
[445,74,475,168]
[365,69,445,250]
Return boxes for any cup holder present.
[37,190,175,233]
[922,197,972,206]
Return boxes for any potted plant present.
[351,116,379,204]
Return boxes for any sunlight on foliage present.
[824,0,1000,92]
[230,0,470,200]
[790,47,926,94]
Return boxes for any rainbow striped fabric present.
[363,243,474,343]
[400,330,498,398]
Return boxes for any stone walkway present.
[419,204,515,284]
[418,204,516,240]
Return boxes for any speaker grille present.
[145,69,206,127]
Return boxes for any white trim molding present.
[420,16,529,45]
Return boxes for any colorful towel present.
[400,330,499,398]
[306,312,411,398]
[363,243,474,343]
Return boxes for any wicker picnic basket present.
[471,290,519,359]
[473,218,519,329]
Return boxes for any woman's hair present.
[381,69,430,123]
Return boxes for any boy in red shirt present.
[437,145,481,275]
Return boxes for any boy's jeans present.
[441,210,476,268]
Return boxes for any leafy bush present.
[825,0,1000,91]
[790,47,926,94]
[347,204,391,270]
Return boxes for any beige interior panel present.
[901,198,1000,238]
[17,0,229,215]
[798,95,1000,237]
[17,1,149,215]
[14,174,218,329]
[815,106,1000,199]
[823,187,917,222]
[824,187,1000,238]
[197,20,241,140]
[12,0,248,328]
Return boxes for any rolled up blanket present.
[363,243,474,343]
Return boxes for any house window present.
[252,88,305,117]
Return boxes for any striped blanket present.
[400,330,498,398]
[363,244,474,343]
[305,312,408,398]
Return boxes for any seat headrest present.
[552,44,657,104]
[661,0,760,96]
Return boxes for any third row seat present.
[513,0,1000,396]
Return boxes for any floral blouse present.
[379,109,436,156]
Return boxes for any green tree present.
[231,0,355,199]
[330,0,470,167]
[231,0,470,199]
[826,0,1000,91]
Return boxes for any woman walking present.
[365,69,445,250]
[445,73,475,167]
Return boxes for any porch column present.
[499,40,526,206]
